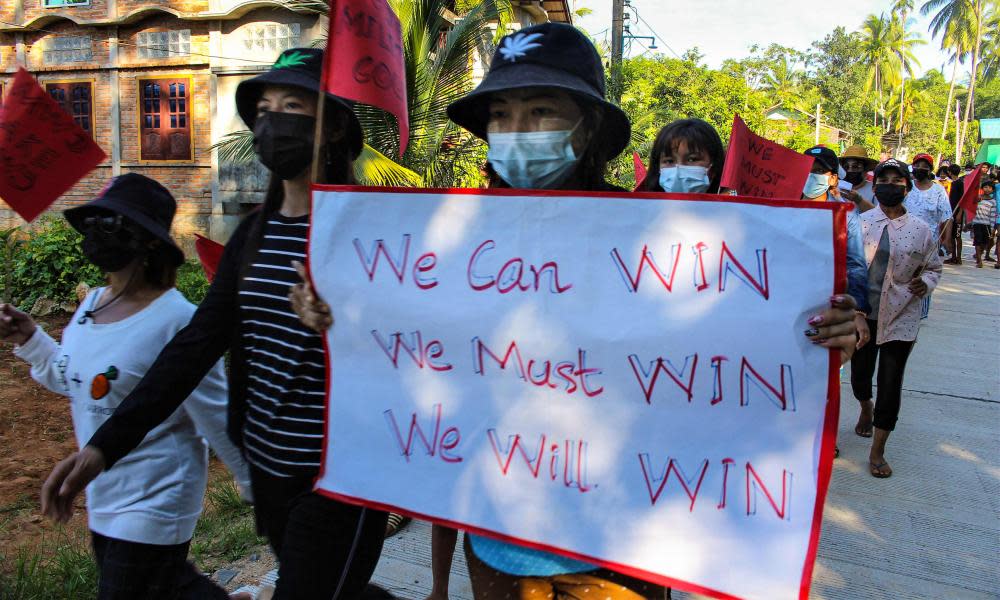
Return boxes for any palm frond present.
[354,144,422,187]
[211,130,258,164]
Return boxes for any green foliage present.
[176,260,211,305]
[0,542,99,600]
[9,218,103,310]
[189,479,265,570]
[0,228,23,304]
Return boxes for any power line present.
[0,19,274,64]
[629,5,681,60]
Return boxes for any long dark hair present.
[239,102,357,277]
[640,118,725,193]
[487,99,612,192]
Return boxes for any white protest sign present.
[309,187,847,600]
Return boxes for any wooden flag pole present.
[310,92,327,185]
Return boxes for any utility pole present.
[814,103,821,145]
[610,0,625,104]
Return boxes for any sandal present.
[834,445,840,458]
[869,461,892,478]
[384,512,411,538]
[854,423,873,437]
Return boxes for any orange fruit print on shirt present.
[91,366,119,400]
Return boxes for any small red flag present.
[324,0,408,156]
[0,68,107,222]
[194,234,225,282]
[720,115,814,200]
[958,164,986,222]
[633,151,647,191]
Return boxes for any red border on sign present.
[306,185,848,600]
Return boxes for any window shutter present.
[45,82,93,135]
[139,78,191,161]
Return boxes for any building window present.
[137,30,191,59]
[43,36,93,64]
[243,23,301,54]
[43,0,89,6]
[46,81,94,135]
[139,78,192,161]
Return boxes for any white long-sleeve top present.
[15,287,251,545]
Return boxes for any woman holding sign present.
[291,23,862,600]
[37,48,390,599]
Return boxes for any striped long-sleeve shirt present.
[239,214,327,477]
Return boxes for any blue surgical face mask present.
[487,125,580,190]
[658,165,711,193]
[803,172,831,199]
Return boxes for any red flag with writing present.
[958,164,986,222]
[0,68,107,222]
[324,0,408,155]
[194,234,225,282]
[720,114,813,200]
[632,151,647,191]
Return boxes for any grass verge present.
[0,466,263,598]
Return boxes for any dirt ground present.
[0,314,92,553]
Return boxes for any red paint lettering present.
[610,243,681,293]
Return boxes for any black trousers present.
[850,319,915,432]
[91,531,229,600]
[249,465,389,600]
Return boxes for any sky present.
[574,0,960,78]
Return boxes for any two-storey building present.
[1,0,572,244]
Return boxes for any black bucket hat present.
[64,174,185,267]
[874,159,914,191]
[235,48,364,159]
[447,23,632,158]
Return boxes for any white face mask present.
[658,165,711,193]
[487,126,580,190]
[802,172,831,199]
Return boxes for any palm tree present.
[762,54,802,107]
[884,13,925,143]
[860,14,890,128]
[935,12,974,160]
[214,0,513,186]
[921,0,986,161]
[979,6,1000,81]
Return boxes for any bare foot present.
[854,399,874,437]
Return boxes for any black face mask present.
[81,228,141,272]
[875,183,907,207]
[253,112,316,180]
[912,168,931,181]
[843,171,865,185]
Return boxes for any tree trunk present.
[958,0,983,161]
[898,74,905,136]
[938,57,958,164]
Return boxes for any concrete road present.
[371,252,1000,600]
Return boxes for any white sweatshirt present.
[15,287,251,545]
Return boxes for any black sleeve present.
[87,216,255,469]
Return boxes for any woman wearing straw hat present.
[2,174,250,599]
[38,49,390,599]
[840,144,878,212]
